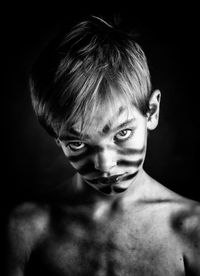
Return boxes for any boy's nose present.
[94,148,116,173]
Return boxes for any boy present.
[7,16,200,275]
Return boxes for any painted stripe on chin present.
[88,170,139,185]
[98,171,138,195]
[99,186,112,194]
[113,186,128,193]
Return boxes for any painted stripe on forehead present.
[101,106,126,134]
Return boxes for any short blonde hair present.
[30,16,152,137]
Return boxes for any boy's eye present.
[114,129,133,141]
[68,142,85,151]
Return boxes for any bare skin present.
[7,171,200,275]
[6,91,200,275]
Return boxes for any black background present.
[2,2,200,214]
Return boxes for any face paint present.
[59,102,148,195]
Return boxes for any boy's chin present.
[83,170,139,195]
[88,181,131,196]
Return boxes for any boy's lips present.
[96,174,126,185]
[87,172,139,186]
[86,171,139,194]
[87,171,138,186]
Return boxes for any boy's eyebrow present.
[59,118,135,141]
[100,106,130,134]
[59,128,89,141]
[108,118,136,134]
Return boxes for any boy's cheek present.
[68,160,78,169]
[60,144,71,157]
[123,134,146,149]
[61,148,68,157]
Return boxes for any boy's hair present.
[29,16,152,138]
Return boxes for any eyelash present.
[67,128,134,152]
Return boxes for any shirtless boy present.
[7,16,200,275]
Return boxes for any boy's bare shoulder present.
[173,196,200,234]
[169,195,200,273]
[145,178,200,253]
[169,194,200,238]
[149,180,200,272]
[156,183,200,237]
[6,202,50,274]
[8,202,50,249]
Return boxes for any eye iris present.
[69,142,84,150]
[120,130,128,136]
[73,142,82,147]
[114,130,131,141]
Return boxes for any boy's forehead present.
[90,105,125,127]
[68,103,137,138]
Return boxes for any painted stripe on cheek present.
[68,152,89,163]
[69,146,145,163]
[68,146,108,163]
[117,146,145,155]
[117,158,143,167]
[77,161,95,175]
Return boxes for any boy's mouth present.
[85,171,139,195]
[88,173,128,185]
[86,171,138,187]
[96,174,125,185]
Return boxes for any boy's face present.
[58,90,160,195]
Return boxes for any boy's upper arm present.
[7,215,32,275]
[180,203,200,274]
[6,203,49,275]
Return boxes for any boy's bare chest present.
[27,208,184,276]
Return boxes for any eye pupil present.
[73,142,82,146]
[120,130,127,136]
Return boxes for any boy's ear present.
[147,90,161,130]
